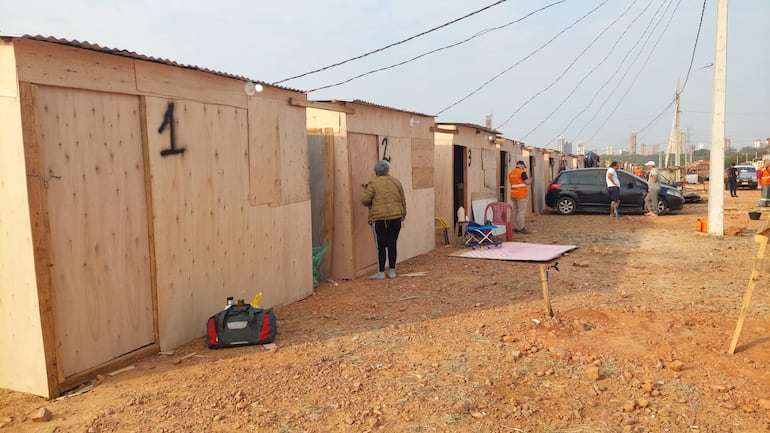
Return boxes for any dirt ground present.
[4,185,770,433]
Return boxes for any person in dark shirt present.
[727,163,738,197]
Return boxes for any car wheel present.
[656,198,669,215]
[556,196,576,215]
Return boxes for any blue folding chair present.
[462,221,502,249]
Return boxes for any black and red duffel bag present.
[206,304,276,349]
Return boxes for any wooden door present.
[35,86,154,378]
[349,133,379,274]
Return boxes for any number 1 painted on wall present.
[158,101,186,157]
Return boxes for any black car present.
[546,168,685,215]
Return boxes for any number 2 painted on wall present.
[158,101,187,157]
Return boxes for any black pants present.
[372,218,402,272]
[728,179,737,196]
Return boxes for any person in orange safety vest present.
[508,160,533,234]
[759,159,770,207]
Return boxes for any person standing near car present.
[644,161,660,216]
[606,161,621,219]
[759,159,770,207]
[509,160,533,234]
[727,162,738,197]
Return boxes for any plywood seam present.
[20,82,61,397]
[139,96,161,345]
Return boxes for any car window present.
[556,172,570,184]
[737,167,756,174]
[618,172,644,188]
[572,172,603,185]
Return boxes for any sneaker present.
[369,272,385,280]
[518,228,530,234]
[387,269,396,279]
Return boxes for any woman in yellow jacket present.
[361,160,407,280]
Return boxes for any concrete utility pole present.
[708,0,727,235]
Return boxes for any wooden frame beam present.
[20,82,61,398]
[430,126,458,135]
[289,98,355,114]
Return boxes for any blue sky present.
[2,0,768,153]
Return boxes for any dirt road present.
[3,186,770,433]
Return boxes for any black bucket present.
[749,211,761,220]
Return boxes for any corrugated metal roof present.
[350,99,434,119]
[313,99,434,118]
[8,35,304,94]
[436,122,501,136]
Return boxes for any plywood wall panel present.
[36,86,154,377]
[279,105,310,204]
[147,97,249,349]
[13,39,137,95]
[0,47,51,397]
[411,137,434,189]
[432,137,454,226]
[345,105,432,139]
[147,96,312,350]
[349,133,378,274]
[0,42,17,98]
[385,137,434,265]
[307,132,328,247]
[257,201,313,302]
[135,61,247,108]
[306,108,343,132]
[248,98,281,205]
[331,134,355,279]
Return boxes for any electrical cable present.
[564,0,676,144]
[585,0,682,144]
[434,0,610,117]
[634,0,707,140]
[306,0,567,93]
[272,0,508,85]
[517,0,647,141]
[538,0,665,148]
[496,0,636,131]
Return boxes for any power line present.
[678,0,708,94]
[569,0,674,143]
[434,0,610,117]
[535,0,657,148]
[307,0,567,93]
[586,0,682,143]
[517,0,646,141]
[634,0,707,139]
[567,0,676,144]
[272,0,508,85]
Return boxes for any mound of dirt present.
[3,188,770,433]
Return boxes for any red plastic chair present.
[484,202,514,241]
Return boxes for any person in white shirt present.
[606,161,621,219]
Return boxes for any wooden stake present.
[729,219,770,354]
[540,265,554,318]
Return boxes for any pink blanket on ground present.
[451,242,577,262]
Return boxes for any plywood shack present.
[433,123,503,228]
[0,36,313,397]
[303,100,435,280]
